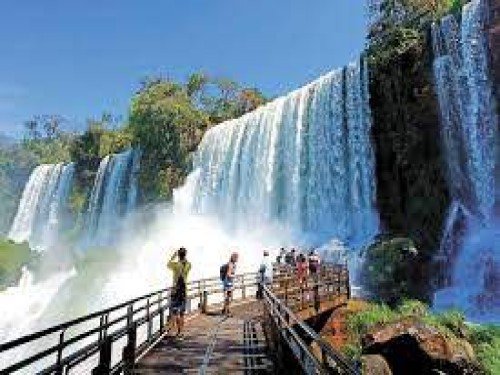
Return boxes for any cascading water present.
[8,163,75,251]
[432,0,499,322]
[191,59,378,246]
[1,62,378,371]
[84,148,141,247]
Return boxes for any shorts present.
[170,295,187,315]
[223,278,234,292]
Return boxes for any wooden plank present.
[134,301,269,374]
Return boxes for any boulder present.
[361,319,482,374]
[361,354,392,375]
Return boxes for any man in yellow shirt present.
[167,247,192,339]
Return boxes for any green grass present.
[469,325,500,375]
[0,238,33,289]
[344,300,499,373]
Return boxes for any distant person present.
[276,247,287,264]
[296,253,308,287]
[259,250,273,285]
[167,247,192,340]
[257,250,272,299]
[295,253,309,304]
[308,249,321,276]
[285,248,297,267]
[221,252,239,315]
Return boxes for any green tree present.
[129,79,210,201]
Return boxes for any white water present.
[0,60,378,371]
[432,0,499,322]
[8,163,75,251]
[84,148,140,247]
[100,58,380,305]
[0,267,76,343]
[192,60,378,245]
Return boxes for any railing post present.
[54,330,65,375]
[241,275,246,300]
[92,336,112,375]
[197,280,203,310]
[159,292,164,332]
[146,298,152,341]
[321,345,328,367]
[123,305,137,374]
[284,279,289,306]
[314,283,320,313]
[202,289,208,313]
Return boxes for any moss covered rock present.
[361,236,420,304]
[0,239,34,289]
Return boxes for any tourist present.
[222,252,239,315]
[308,249,321,276]
[285,248,297,267]
[296,253,309,304]
[167,247,192,340]
[259,250,273,284]
[296,253,308,286]
[276,247,286,264]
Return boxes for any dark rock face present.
[488,0,500,104]
[362,319,482,375]
[487,0,500,218]
[369,33,451,298]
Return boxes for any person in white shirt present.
[259,250,273,285]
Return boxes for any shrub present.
[469,325,500,375]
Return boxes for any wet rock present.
[361,354,392,375]
[361,319,482,374]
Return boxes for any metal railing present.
[262,282,359,375]
[270,263,351,313]
[0,273,258,374]
[262,264,359,375]
[1,263,355,374]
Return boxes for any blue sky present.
[0,1,368,137]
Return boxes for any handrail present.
[1,263,355,374]
[261,266,359,375]
[0,271,259,374]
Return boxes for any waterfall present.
[8,163,75,251]
[84,149,141,247]
[188,58,378,245]
[432,0,499,322]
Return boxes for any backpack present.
[309,255,319,273]
[220,263,228,281]
[173,263,187,300]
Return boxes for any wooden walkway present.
[134,300,273,374]
[0,264,355,374]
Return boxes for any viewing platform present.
[0,264,359,374]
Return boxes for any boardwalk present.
[135,301,272,374]
[0,264,357,374]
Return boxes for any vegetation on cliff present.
[0,239,34,290]
[0,142,38,234]
[13,73,267,206]
[366,0,463,300]
[338,300,498,374]
[361,236,421,305]
[129,74,266,201]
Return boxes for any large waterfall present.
[189,59,378,245]
[84,148,141,247]
[8,163,75,251]
[432,0,499,322]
